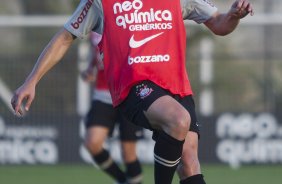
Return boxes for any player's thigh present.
[144,95,190,130]
[118,113,144,141]
[117,80,189,131]
[118,113,143,162]
[85,100,117,135]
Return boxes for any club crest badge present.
[135,84,153,99]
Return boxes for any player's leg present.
[118,81,191,184]
[176,96,207,184]
[119,114,143,184]
[84,100,127,183]
[146,95,190,184]
[121,141,142,184]
[177,131,206,184]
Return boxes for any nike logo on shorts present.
[129,32,164,48]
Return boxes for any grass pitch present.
[0,164,281,184]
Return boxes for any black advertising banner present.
[0,114,80,165]
[1,112,281,166]
[199,113,282,167]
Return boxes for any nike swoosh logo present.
[129,32,164,48]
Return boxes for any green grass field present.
[0,164,281,184]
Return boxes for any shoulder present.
[64,0,104,38]
[181,0,218,23]
[181,0,216,7]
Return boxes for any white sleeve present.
[181,0,218,23]
[64,0,104,39]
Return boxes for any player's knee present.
[168,112,190,139]
[84,138,103,155]
[176,114,190,130]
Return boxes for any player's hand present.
[11,82,35,117]
[81,68,96,82]
[229,0,254,19]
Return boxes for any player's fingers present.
[81,71,92,81]
[242,0,253,13]
[236,0,248,14]
[246,3,254,16]
[11,93,23,115]
[10,95,17,111]
[236,0,244,9]
[11,94,18,110]
[241,0,249,10]
[25,95,34,111]
[241,2,254,18]
[17,107,24,116]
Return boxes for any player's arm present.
[28,28,75,84]
[204,0,254,36]
[11,0,103,116]
[11,28,75,116]
[81,46,98,83]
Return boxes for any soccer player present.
[81,32,143,184]
[11,0,254,184]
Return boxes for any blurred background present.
[0,0,281,184]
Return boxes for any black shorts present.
[85,100,143,141]
[117,80,200,137]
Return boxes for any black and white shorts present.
[117,80,200,138]
[85,100,143,141]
